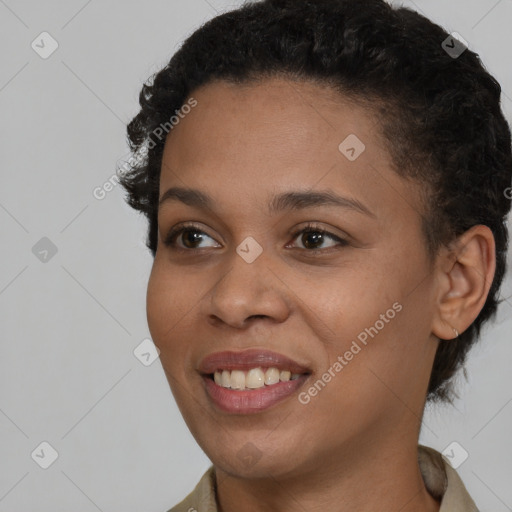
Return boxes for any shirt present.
[166,444,479,512]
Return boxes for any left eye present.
[288,226,347,250]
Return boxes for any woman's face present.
[147,77,441,478]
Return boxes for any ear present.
[431,225,496,340]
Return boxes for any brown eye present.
[164,223,220,250]
[290,226,348,251]
[180,229,206,249]
[300,230,326,249]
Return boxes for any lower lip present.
[202,374,309,414]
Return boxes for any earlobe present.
[431,225,496,341]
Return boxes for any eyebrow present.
[158,186,376,218]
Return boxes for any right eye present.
[163,223,221,251]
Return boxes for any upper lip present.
[198,348,311,375]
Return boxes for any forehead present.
[159,77,423,225]
[165,77,379,155]
[162,77,379,177]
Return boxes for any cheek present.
[145,259,189,354]
[146,258,195,336]
[297,264,399,341]
[146,259,211,373]
[146,264,191,391]
[298,262,418,388]
[146,261,168,341]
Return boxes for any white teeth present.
[212,367,304,390]
[264,367,280,385]
[221,370,230,388]
[279,370,291,382]
[246,368,265,389]
[230,370,246,390]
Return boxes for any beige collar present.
[168,445,478,511]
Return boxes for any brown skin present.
[146,77,495,512]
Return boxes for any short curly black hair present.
[119,0,512,403]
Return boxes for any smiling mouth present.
[207,366,311,391]
[198,349,312,412]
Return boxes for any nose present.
[203,247,291,329]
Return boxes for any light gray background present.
[0,0,511,510]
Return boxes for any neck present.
[215,437,441,512]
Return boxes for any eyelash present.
[163,222,349,253]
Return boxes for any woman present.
[119,0,512,510]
